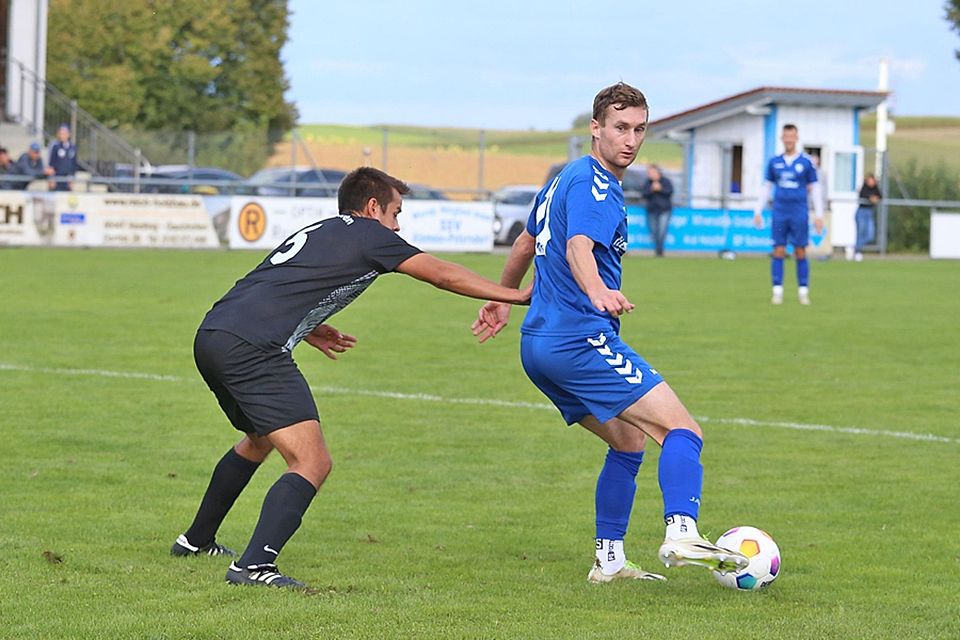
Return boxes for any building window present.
[729,144,743,194]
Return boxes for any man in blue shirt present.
[473,82,748,584]
[48,124,79,191]
[753,124,824,305]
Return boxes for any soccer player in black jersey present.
[172,167,529,589]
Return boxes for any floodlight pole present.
[875,59,889,180]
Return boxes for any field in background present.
[269,124,684,194]
[860,115,960,174]
[1,248,958,639]
[266,116,960,194]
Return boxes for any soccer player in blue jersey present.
[753,124,825,305]
[472,83,748,583]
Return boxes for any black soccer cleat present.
[170,534,236,557]
[225,562,307,589]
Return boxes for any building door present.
[823,145,865,249]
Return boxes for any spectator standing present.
[854,174,881,262]
[48,124,79,191]
[15,142,47,189]
[641,164,674,257]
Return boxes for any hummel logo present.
[264,545,279,556]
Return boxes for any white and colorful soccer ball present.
[712,526,781,591]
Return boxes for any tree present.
[949,0,960,61]
[571,112,592,129]
[46,0,297,173]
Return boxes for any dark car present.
[406,183,449,200]
[545,162,681,205]
[246,167,346,197]
[142,166,247,195]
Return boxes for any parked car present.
[544,162,682,205]
[141,166,247,195]
[246,166,346,197]
[406,183,449,200]
[492,184,541,245]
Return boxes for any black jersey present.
[201,215,421,352]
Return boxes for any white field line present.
[1,362,956,445]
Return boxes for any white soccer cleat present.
[658,537,749,575]
[771,290,784,305]
[587,559,666,583]
[798,287,811,305]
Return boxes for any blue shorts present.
[771,212,809,248]
[520,330,664,425]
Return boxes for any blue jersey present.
[765,153,818,217]
[522,155,628,337]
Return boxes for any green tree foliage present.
[571,112,591,129]
[887,159,960,252]
[948,0,960,61]
[46,0,297,175]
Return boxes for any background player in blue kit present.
[473,83,748,583]
[753,123,825,305]
[172,167,530,589]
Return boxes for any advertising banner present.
[0,192,40,246]
[627,206,832,256]
[228,197,494,253]
[227,197,340,250]
[50,193,220,248]
[397,200,494,252]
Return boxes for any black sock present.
[238,472,317,567]
[183,448,261,547]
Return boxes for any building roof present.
[649,86,889,139]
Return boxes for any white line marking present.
[0,362,184,382]
[1,362,956,445]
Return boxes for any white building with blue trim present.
[642,87,887,253]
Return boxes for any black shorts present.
[193,329,319,435]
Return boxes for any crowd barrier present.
[3,191,848,257]
[0,192,495,252]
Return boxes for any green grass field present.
[1,248,958,639]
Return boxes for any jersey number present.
[534,176,561,256]
[269,221,324,265]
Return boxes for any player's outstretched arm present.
[396,253,531,305]
[566,234,634,317]
[472,230,536,343]
[304,323,357,360]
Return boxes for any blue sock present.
[595,448,644,540]
[658,429,703,521]
[771,257,784,286]
[797,257,809,287]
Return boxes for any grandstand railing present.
[3,56,150,183]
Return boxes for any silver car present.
[492,184,540,245]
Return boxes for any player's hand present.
[814,218,824,234]
[590,288,635,317]
[304,323,357,360]
[753,213,764,229]
[472,301,511,343]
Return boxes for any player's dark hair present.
[782,123,798,133]
[338,167,410,214]
[592,82,648,124]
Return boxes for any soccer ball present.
[712,526,781,590]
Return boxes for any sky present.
[282,0,960,130]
